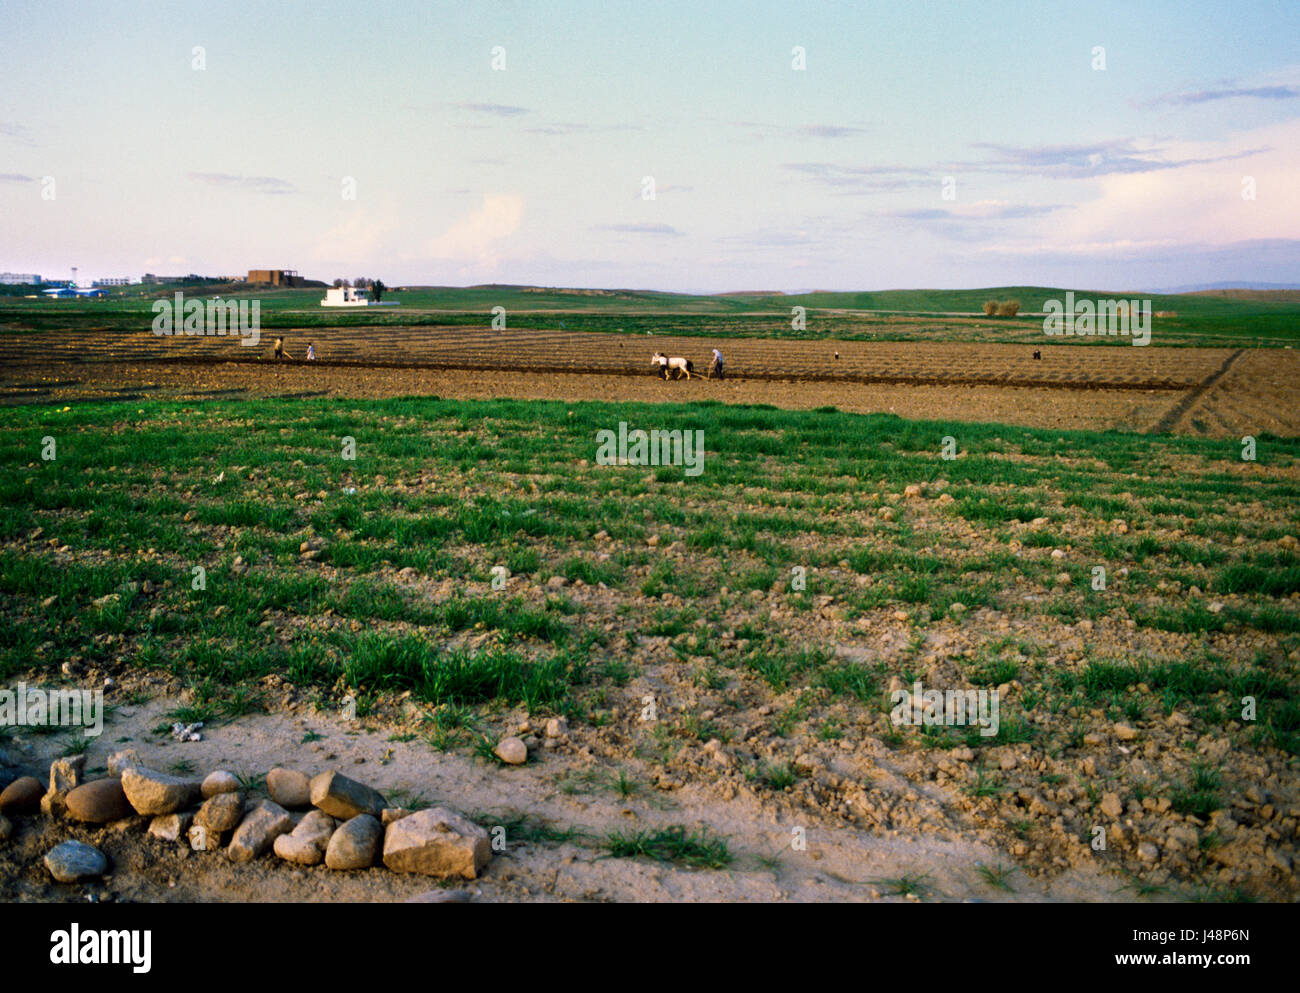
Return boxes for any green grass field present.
[2,394,1297,758]
[3,283,1299,348]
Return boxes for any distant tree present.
[997,300,1021,317]
[371,279,386,304]
[333,278,344,288]
[354,277,370,290]
[983,300,998,316]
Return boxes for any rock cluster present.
[11,752,492,885]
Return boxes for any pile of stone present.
[0,751,491,885]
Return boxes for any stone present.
[195,792,244,834]
[309,771,385,820]
[325,814,383,870]
[383,807,492,880]
[544,717,568,739]
[494,737,527,765]
[903,484,924,498]
[382,807,414,826]
[1100,792,1124,819]
[201,770,241,798]
[227,800,293,862]
[0,776,44,815]
[1114,723,1138,741]
[44,840,107,882]
[267,768,312,809]
[65,779,133,824]
[106,748,142,777]
[703,738,733,768]
[121,767,201,816]
[1137,841,1159,862]
[41,755,86,817]
[273,809,336,866]
[148,812,194,842]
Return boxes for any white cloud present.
[977,119,1300,257]
[313,202,399,261]
[425,193,525,268]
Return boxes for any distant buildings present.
[321,285,370,307]
[247,269,303,287]
[0,273,42,284]
[93,277,130,287]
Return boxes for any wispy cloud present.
[449,102,532,117]
[887,202,1063,222]
[188,172,296,195]
[874,201,1066,242]
[966,140,1262,179]
[0,122,34,145]
[1152,85,1300,106]
[732,121,870,140]
[796,124,870,139]
[597,223,684,236]
[524,122,643,136]
[784,162,932,194]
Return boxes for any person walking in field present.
[306,342,316,361]
[708,347,725,380]
[273,337,293,360]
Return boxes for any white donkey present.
[651,351,694,380]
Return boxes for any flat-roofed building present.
[247,269,303,287]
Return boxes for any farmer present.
[306,342,316,362]
[273,336,293,360]
[708,347,724,380]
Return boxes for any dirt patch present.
[1,696,1153,904]
[2,360,1198,435]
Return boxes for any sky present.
[2,0,1298,292]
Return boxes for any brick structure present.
[247,269,302,287]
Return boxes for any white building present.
[321,285,370,307]
[1,273,43,284]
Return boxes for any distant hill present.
[1152,282,1300,294]
[1181,288,1300,303]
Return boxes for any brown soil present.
[6,348,1297,437]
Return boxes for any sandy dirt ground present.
[0,358,1261,437]
[0,696,1143,904]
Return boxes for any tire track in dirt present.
[1151,349,1245,434]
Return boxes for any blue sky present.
[2,0,1297,291]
